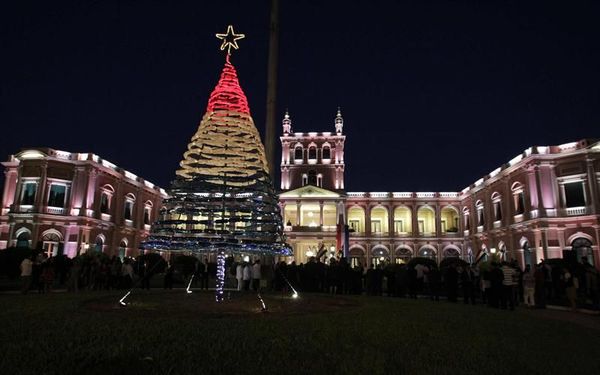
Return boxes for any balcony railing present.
[46,206,66,215]
[101,213,112,222]
[565,206,587,216]
[125,219,133,227]
[493,221,502,228]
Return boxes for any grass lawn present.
[1,290,599,375]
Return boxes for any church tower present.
[280,109,345,191]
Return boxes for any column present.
[586,158,599,214]
[412,205,419,237]
[541,229,549,259]
[365,204,372,236]
[296,200,301,226]
[2,169,18,211]
[534,165,546,217]
[435,203,441,238]
[388,204,394,238]
[319,201,324,227]
[34,161,48,213]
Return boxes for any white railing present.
[493,221,501,228]
[347,192,366,198]
[392,192,413,198]
[101,213,112,222]
[464,230,470,236]
[86,209,94,217]
[416,192,435,198]
[513,214,524,223]
[529,209,539,219]
[46,206,66,215]
[370,192,389,198]
[125,219,133,227]
[439,192,459,198]
[566,207,587,216]
[477,225,484,233]
[54,150,71,160]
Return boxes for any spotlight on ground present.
[119,290,132,306]
[186,275,194,294]
[257,292,267,312]
[292,292,299,299]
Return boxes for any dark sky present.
[1,0,599,193]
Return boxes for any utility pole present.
[265,0,279,177]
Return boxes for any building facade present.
[0,148,167,258]
[279,112,600,269]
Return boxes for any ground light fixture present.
[119,290,132,306]
[186,275,194,294]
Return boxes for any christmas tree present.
[143,26,291,301]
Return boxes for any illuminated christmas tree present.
[143,26,291,302]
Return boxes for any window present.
[294,147,303,160]
[302,174,308,186]
[494,201,502,221]
[322,146,331,160]
[124,200,133,220]
[144,207,151,225]
[394,220,404,233]
[41,232,61,257]
[349,219,361,232]
[21,182,37,205]
[48,184,67,207]
[371,220,381,233]
[16,231,31,248]
[100,193,110,214]
[308,170,317,186]
[95,236,104,252]
[564,182,586,207]
[316,174,323,187]
[308,146,317,160]
[511,182,525,215]
[515,192,525,214]
[476,200,484,227]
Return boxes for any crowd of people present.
[17,251,600,311]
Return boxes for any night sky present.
[1,0,599,194]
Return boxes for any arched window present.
[475,200,485,227]
[144,200,153,225]
[572,238,594,265]
[118,240,128,260]
[294,145,303,161]
[302,174,308,186]
[308,170,317,186]
[463,207,470,231]
[16,231,31,248]
[322,144,331,160]
[41,231,62,257]
[100,185,115,215]
[94,236,104,252]
[511,182,525,215]
[316,173,323,188]
[491,192,502,222]
[124,193,135,221]
[308,145,317,160]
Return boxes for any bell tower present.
[279,109,345,191]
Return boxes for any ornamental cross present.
[216,25,245,55]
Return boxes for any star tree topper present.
[216,25,245,55]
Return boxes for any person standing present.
[20,256,34,294]
[236,262,244,291]
[564,268,578,311]
[522,264,535,308]
[500,262,516,310]
[252,260,262,291]
[242,262,252,291]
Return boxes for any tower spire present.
[282,109,292,135]
[335,107,343,135]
